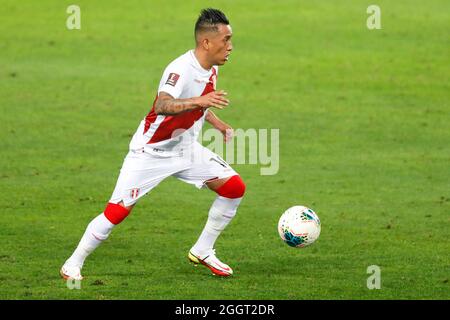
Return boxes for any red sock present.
[215,175,246,199]
[103,202,131,225]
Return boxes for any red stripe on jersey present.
[144,68,217,143]
[144,95,159,134]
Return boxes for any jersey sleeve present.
[158,62,187,99]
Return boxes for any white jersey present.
[129,50,218,153]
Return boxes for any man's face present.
[207,24,233,65]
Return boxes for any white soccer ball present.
[278,206,321,248]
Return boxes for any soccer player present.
[60,8,244,279]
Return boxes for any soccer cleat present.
[188,249,233,277]
[60,263,83,281]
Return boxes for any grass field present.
[0,0,449,299]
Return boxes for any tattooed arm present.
[154,90,229,115]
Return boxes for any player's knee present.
[216,175,246,199]
[103,202,132,225]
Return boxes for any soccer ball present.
[278,206,321,248]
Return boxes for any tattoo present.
[154,92,198,115]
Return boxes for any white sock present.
[191,196,242,256]
[65,213,115,268]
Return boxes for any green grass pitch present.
[0,0,449,299]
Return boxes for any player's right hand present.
[195,90,229,109]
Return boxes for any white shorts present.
[109,142,237,206]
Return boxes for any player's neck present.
[193,48,213,71]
